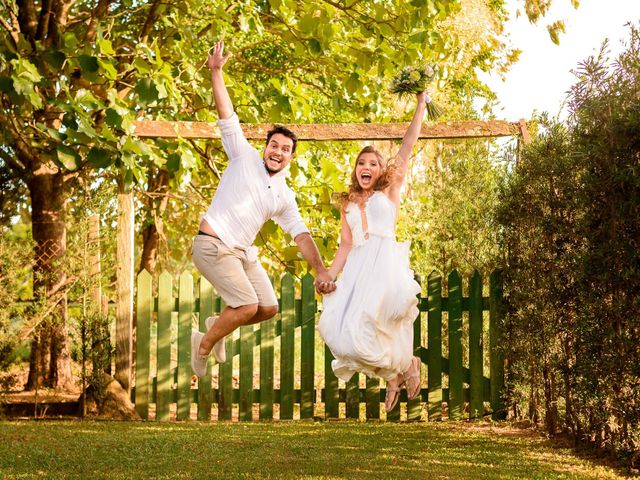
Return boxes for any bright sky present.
[483,0,640,120]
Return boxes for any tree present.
[499,25,640,458]
[1,0,514,390]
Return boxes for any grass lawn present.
[0,420,627,480]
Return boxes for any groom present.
[190,41,336,377]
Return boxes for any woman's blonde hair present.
[335,146,397,210]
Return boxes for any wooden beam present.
[132,120,521,141]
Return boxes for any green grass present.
[0,421,627,479]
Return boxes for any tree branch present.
[0,147,27,176]
[139,0,162,43]
[0,14,19,48]
[48,0,75,48]
[188,139,222,180]
[0,0,20,49]
[16,0,38,40]
[84,0,111,42]
[35,0,53,40]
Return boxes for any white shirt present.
[202,113,309,251]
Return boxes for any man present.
[190,41,336,377]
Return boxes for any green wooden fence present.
[133,270,505,422]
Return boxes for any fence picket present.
[346,374,360,419]
[427,271,443,421]
[448,270,464,420]
[259,311,275,420]
[176,272,193,421]
[407,276,423,421]
[324,346,339,418]
[365,376,380,420]
[156,272,173,421]
[239,324,254,421]
[134,270,152,420]
[197,278,214,420]
[469,270,484,419]
[218,299,232,421]
[280,274,295,419]
[300,273,316,419]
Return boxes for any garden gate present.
[132,269,504,422]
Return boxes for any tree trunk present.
[25,165,73,391]
[138,169,169,275]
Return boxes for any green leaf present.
[409,31,427,44]
[180,148,196,170]
[133,58,151,74]
[44,126,67,142]
[78,55,99,73]
[105,108,122,129]
[345,72,361,95]
[43,51,66,70]
[121,168,135,193]
[282,245,302,261]
[12,58,42,83]
[263,219,277,234]
[12,77,43,108]
[308,39,322,56]
[98,59,118,80]
[120,137,146,155]
[87,147,113,168]
[62,113,78,130]
[298,14,316,34]
[166,153,180,172]
[56,145,81,171]
[62,32,78,49]
[135,78,159,104]
[98,39,115,55]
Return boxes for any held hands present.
[314,271,337,295]
[207,41,232,71]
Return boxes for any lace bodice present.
[345,192,397,246]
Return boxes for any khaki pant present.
[191,234,277,308]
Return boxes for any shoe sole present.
[190,331,208,378]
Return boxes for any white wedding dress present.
[319,191,420,381]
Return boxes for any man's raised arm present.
[207,41,234,120]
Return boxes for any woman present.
[318,91,427,412]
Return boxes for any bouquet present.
[390,64,443,120]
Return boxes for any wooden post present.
[518,119,531,144]
[115,179,134,392]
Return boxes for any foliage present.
[0,0,516,273]
[0,421,629,479]
[399,139,509,279]
[0,224,34,369]
[521,0,580,45]
[498,25,640,460]
[0,0,517,387]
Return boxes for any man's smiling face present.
[263,134,294,175]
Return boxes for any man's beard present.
[263,160,283,174]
